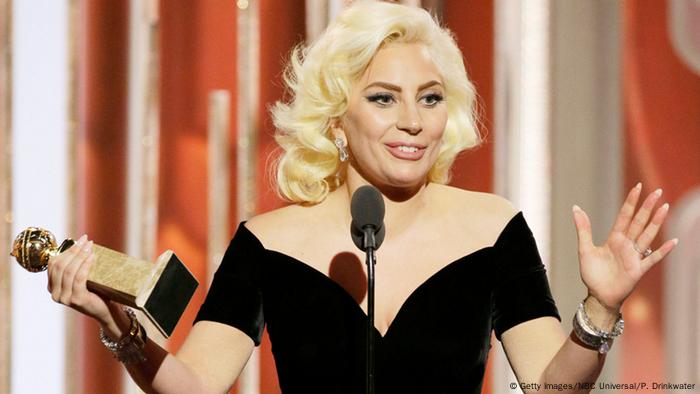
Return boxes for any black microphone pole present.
[350,186,385,394]
[364,228,377,394]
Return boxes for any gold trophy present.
[10,227,198,337]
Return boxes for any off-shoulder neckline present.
[237,211,525,338]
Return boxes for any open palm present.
[572,184,678,312]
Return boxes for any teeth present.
[397,146,418,153]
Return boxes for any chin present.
[392,165,431,181]
[354,159,431,191]
[384,172,429,189]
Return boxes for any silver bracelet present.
[99,307,147,364]
[572,299,624,354]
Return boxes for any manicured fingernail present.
[572,204,582,212]
[635,182,642,190]
[673,238,679,246]
[662,203,669,211]
[654,188,663,196]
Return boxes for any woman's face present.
[340,42,448,191]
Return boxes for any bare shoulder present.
[244,203,330,251]
[428,184,519,244]
[430,183,517,218]
[244,205,303,246]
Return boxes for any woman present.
[48,1,678,393]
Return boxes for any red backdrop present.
[622,0,700,383]
[76,1,129,392]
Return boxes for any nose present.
[396,104,422,135]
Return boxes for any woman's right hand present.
[46,234,112,325]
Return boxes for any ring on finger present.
[633,242,652,258]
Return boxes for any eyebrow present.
[363,80,443,92]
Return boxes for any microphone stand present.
[363,229,377,394]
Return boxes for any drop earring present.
[335,138,349,162]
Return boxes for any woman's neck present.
[333,169,431,239]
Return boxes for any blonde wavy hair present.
[271,0,481,204]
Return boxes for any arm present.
[501,184,677,393]
[48,238,254,394]
[500,299,616,394]
[100,304,254,394]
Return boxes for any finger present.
[58,241,90,304]
[573,205,594,255]
[49,235,87,302]
[71,250,95,302]
[640,238,679,274]
[48,234,87,273]
[611,183,642,234]
[60,240,93,305]
[635,203,669,250]
[51,234,87,264]
[626,188,663,240]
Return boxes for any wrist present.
[98,302,130,341]
[573,298,624,354]
[99,307,148,364]
[584,295,621,333]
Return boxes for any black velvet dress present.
[194,212,560,393]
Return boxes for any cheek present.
[346,107,395,142]
[362,108,395,133]
[424,110,448,140]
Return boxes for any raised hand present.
[572,183,679,312]
[46,234,112,323]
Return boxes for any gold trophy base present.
[59,241,197,338]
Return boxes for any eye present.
[366,93,395,106]
[421,93,444,107]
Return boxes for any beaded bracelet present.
[99,307,148,364]
[572,299,624,354]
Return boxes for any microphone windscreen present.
[350,185,385,230]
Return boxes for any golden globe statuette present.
[10,227,198,337]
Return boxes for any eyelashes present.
[422,93,444,106]
[365,93,444,107]
[366,93,395,105]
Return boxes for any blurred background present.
[0,0,698,393]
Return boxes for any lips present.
[384,142,427,161]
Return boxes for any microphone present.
[350,185,385,394]
[350,185,386,251]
